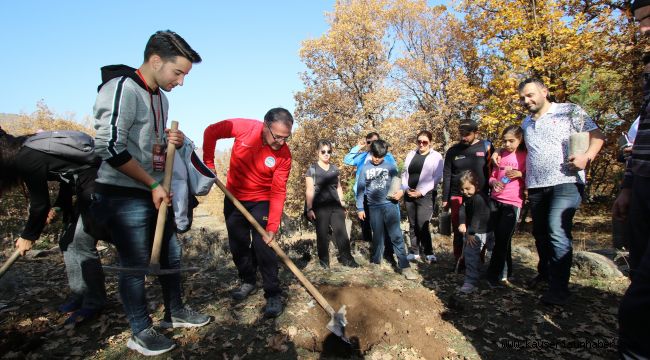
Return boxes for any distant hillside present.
[0,112,92,135]
[0,113,28,134]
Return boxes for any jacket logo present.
[264,156,276,168]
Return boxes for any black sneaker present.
[341,258,360,268]
[127,327,175,356]
[58,298,82,313]
[64,307,101,325]
[526,275,549,289]
[487,279,505,289]
[231,283,257,301]
[319,259,330,269]
[160,306,210,328]
[264,296,283,318]
[540,291,570,306]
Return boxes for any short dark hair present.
[370,139,389,158]
[316,139,332,151]
[264,107,294,128]
[366,132,380,140]
[518,78,547,93]
[0,128,31,195]
[144,30,202,64]
[417,130,433,141]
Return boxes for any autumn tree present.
[289,0,398,215]
[389,0,484,150]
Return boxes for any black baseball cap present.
[458,121,478,133]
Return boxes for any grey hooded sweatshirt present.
[93,65,169,194]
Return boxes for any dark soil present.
[0,190,629,359]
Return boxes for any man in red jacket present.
[203,108,292,318]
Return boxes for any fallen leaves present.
[266,334,289,352]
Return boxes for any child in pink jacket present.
[486,125,527,287]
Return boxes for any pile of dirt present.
[287,285,452,359]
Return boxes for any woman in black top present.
[0,128,105,323]
[305,140,359,269]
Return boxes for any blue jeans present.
[528,183,581,297]
[91,192,183,334]
[368,203,409,269]
[464,233,487,285]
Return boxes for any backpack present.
[23,130,99,165]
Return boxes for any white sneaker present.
[406,254,420,262]
[458,283,476,294]
[426,254,437,263]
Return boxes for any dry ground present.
[0,190,628,359]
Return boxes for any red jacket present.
[203,118,291,232]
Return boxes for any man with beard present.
[441,121,494,270]
[517,78,604,306]
[614,1,650,357]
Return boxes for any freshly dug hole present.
[289,285,452,359]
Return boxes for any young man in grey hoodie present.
[91,30,209,356]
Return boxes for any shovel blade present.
[326,305,350,343]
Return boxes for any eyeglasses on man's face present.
[266,122,290,142]
[417,140,429,145]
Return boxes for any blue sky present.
[0,1,335,149]
[2,1,452,149]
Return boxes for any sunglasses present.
[417,140,429,145]
[366,139,378,144]
[265,122,290,142]
[320,150,332,155]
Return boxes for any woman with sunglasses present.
[305,140,359,269]
[401,130,444,263]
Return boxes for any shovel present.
[0,249,21,280]
[213,178,350,343]
[103,121,198,276]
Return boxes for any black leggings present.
[314,205,354,264]
[486,201,519,281]
[404,190,435,255]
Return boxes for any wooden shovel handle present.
[214,178,335,316]
[150,121,178,266]
[0,250,21,279]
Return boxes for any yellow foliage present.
[289,0,640,210]
[1,100,93,136]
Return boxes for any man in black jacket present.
[441,121,493,268]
